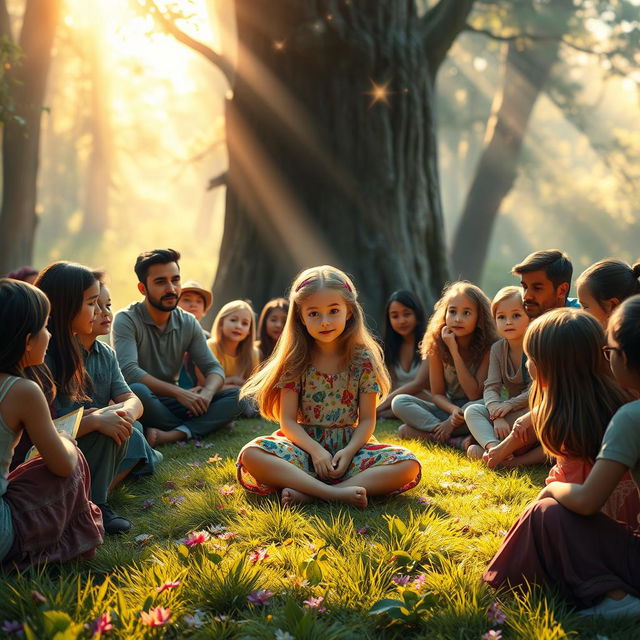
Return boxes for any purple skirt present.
[483,497,640,607]
[2,452,104,570]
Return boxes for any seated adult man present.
[511,249,580,319]
[112,249,240,446]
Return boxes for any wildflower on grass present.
[392,575,411,586]
[356,525,369,535]
[1,620,24,636]
[247,589,274,606]
[288,575,310,588]
[30,590,47,605]
[141,499,155,510]
[219,484,236,496]
[156,580,181,594]
[238,508,248,515]
[188,460,202,467]
[218,531,237,540]
[176,441,186,447]
[87,612,113,637]
[193,441,203,447]
[202,442,214,449]
[275,630,295,640]
[140,607,171,627]
[417,496,433,506]
[208,454,222,464]
[487,602,506,625]
[164,481,177,489]
[411,574,427,592]
[183,610,207,628]
[248,547,269,563]
[184,531,210,547]
[303,596,327,613]
[481,630,502,640]
[167,495,186,506]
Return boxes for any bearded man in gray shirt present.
[112,249,240,446]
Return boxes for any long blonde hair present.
[211,300,257,379]
[240,265,390,421]
[525,308,630,460]
[422,281,498,365]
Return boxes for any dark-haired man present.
[113,249,240,445]
[512,249,580,319]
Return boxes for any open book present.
[25,407,83,462]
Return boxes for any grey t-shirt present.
[112,302,223,386]
[597,399,640,489]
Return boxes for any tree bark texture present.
[211,0,472,325]
[450,2,574,282]
[0,0,61,274]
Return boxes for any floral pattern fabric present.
[237,352,421,496]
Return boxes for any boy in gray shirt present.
[112,249,240,445]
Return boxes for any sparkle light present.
[273,40,285,51]
[365,78,392,107]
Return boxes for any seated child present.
[465,287,531,460]
[392,282,497,449]
[177,281,212,388]
[0,279,103,569]
[207,300,259,389]
[256,298,289,362]
[237,266,421,506]
[376,290,430,419]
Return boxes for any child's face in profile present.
[577,282,610,329]
[445,293,477,338]
[265,308,287,341]
[221,309,252,344]
[525,354,538,381]
[495,296,529,341]
[92,285,113,338]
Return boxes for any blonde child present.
[207,300,259,389]
[485,302,640,616]
[256,298,289,362]
[0,279,103,568]
[392,282,498,447]
[237,266,421,507]
[465,287,531,460]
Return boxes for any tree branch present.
[207,171,227,190]
[140,0,234,86]
[423,0,477,74]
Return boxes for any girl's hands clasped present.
[311,447,335,481]
[331,448,353,478]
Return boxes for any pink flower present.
[487,602,506,625]
[247,589,274,606]
[89,612,113,637]
[184,531,210,547]
[219,484,236,496]
[303,596,327,613]
[140,607,171,627]
[392,575,411,586]
[481,631,502,640]
[1,620,24,636]
[30,590,47,605]
[156,580,181,594]
[218,531,237,540]
[248,547,269,564]
[411,574,427,591]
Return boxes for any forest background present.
[1,0,639,331]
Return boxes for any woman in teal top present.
[0,278,102,569]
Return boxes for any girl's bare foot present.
[145,428,159,448]
[281,488,314,506]
[467,444,484,460]
[332,486,368,508]
[483,441,514,469]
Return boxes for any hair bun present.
[633,262,640,279]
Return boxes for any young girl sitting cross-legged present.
[237,266,421,507]
[465,287,531,461]
[0,279,103,569]
[392,282,498,448]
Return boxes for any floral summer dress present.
[237,352,421,496]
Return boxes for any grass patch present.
[0,419,620,639]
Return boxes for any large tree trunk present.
[450,2,574,282]
[211,0,470,324]
[0,0,61,274]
